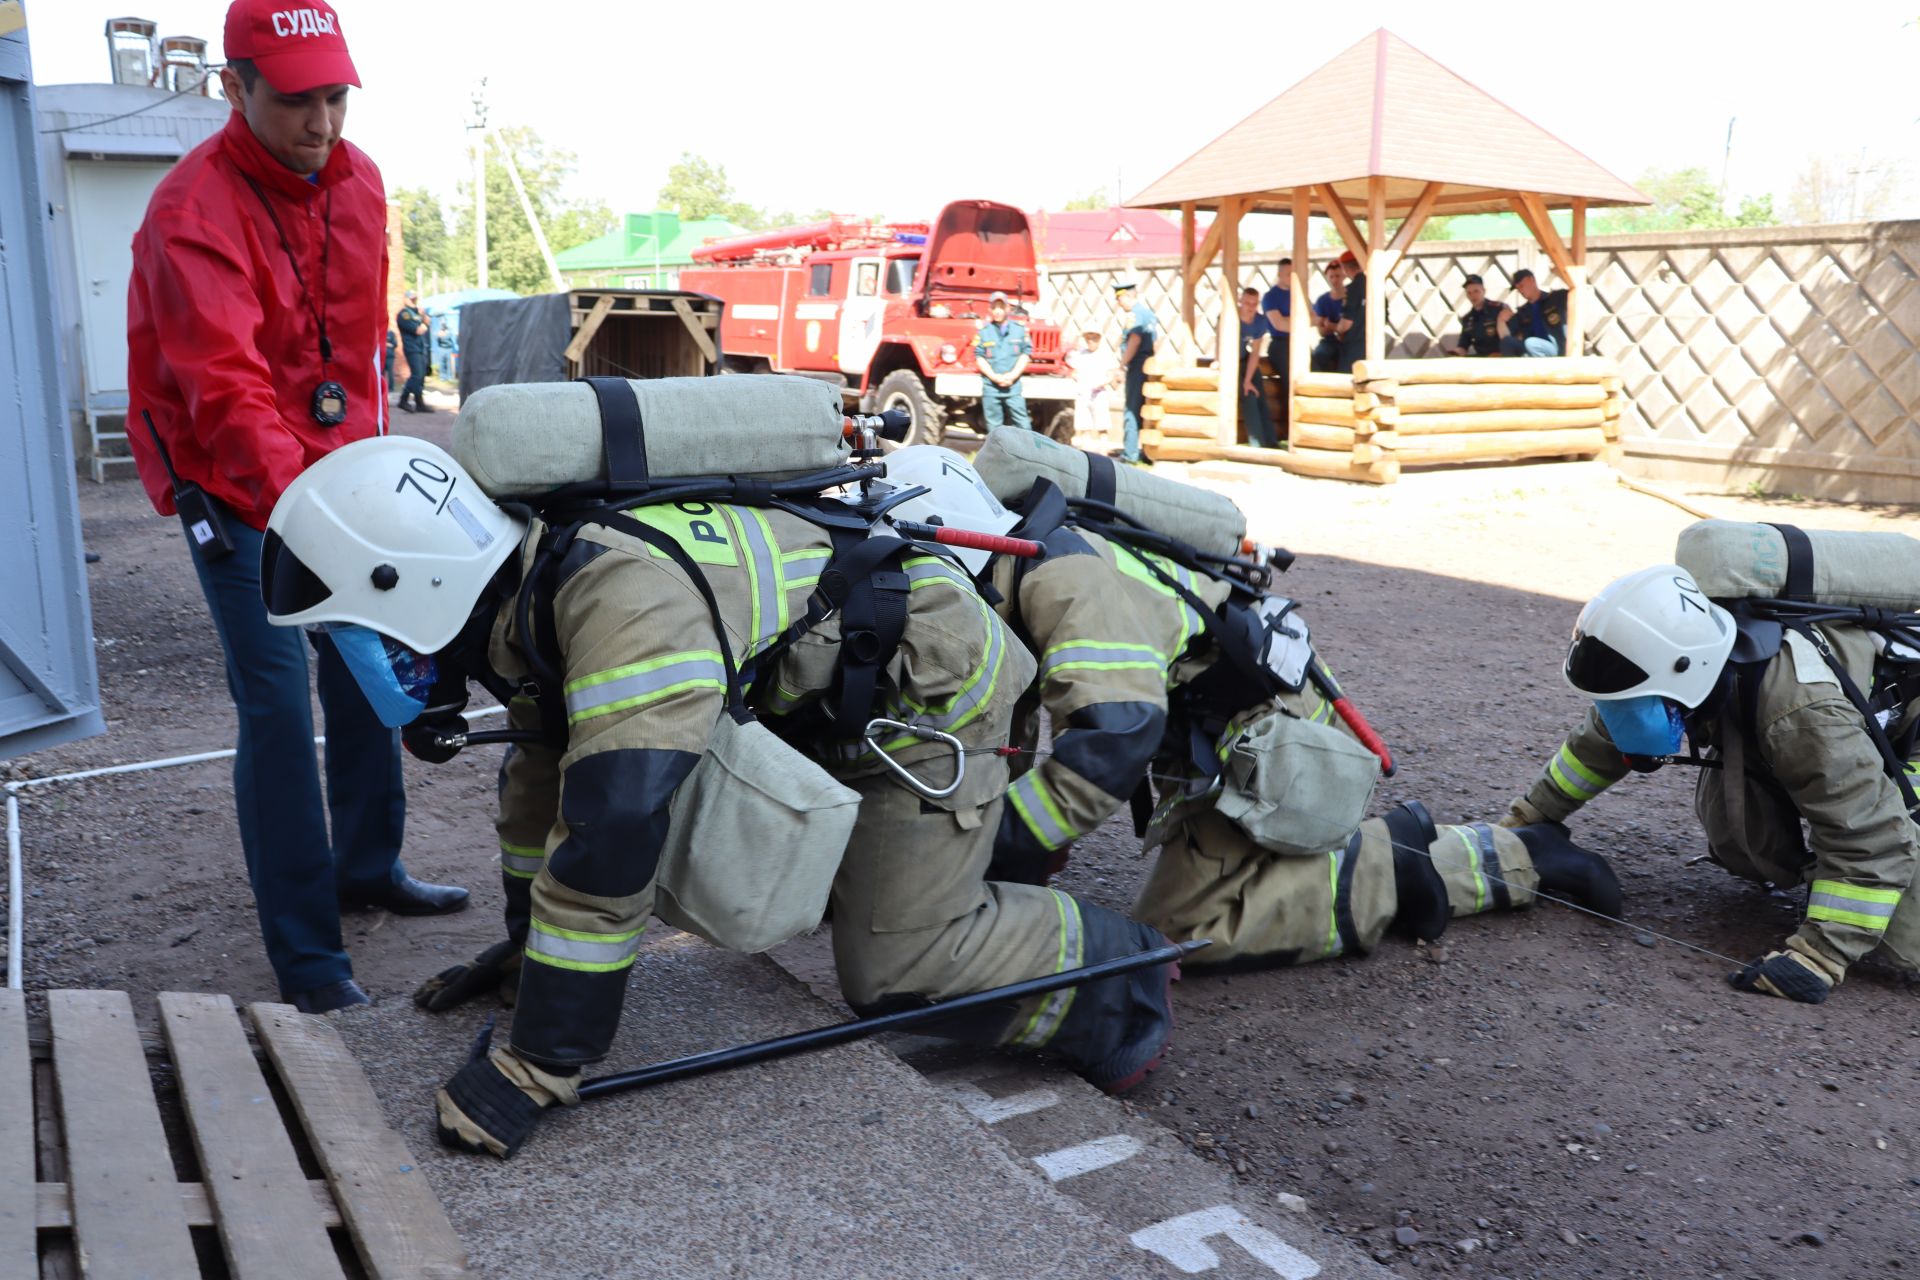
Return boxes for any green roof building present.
[553,211,745,289]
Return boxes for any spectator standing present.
[1068,329,1119,442]
[1449,274,1510,357]
[1259,259,1293,442]
[382,325,397,393]
[396,289,431,412]
[1238,287,1277,448]
[1499,269,1569,357]
[1310,258,1346,372]
[125,0,466,1016]
[1334,249,1368,373]
[1115,281,1158,465]
[973,291,1032,429]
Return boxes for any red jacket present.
[128,113,389,530]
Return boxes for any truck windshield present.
[886,258,920,296]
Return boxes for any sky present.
[25,1,1920,245]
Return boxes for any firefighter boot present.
[435,1047,580,1159]
[1514,821,1623,917]
[1384,801,1450,942]
[1038,902,1178,1095]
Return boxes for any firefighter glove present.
[1497,795,1548,829]
[435,1047,580,1159]
[413,939,522,1013]
[1728,949,1834,1004]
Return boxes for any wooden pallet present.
[1,989,469,1279]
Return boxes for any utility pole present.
[469,80,489,288]
[1847,146,1881,222]
[494,128,566,290]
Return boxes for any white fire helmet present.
[1563,564,1735,709]
[878,445,1019,575]
[262,436,526,655]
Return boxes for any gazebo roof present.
[1128,29,1648,218]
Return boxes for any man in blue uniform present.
[1499,269,1569,357]
[974,291,1032,429]
[1116,281,1158,465]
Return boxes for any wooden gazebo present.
[1126,29,1650,482]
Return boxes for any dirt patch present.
[9,449,1917,1280]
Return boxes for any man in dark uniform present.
[1333,250,1373,373]
[396,289,431,412]
[1448,274,1510,357]
[1499,269,1569,357]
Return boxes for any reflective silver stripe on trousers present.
[564,656,727,721]
[1808,891,1897,921]
[501,850,545,876]
[1013,890,1085,1047]
[526,924,644,968]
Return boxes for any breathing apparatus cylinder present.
[1678,519,1920,609]
[971,427,1248,559]
[452,375,852,497]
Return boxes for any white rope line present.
[3,705,506,990]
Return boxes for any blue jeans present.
[185,508,407,994]
[1123,364,1147,461]
[981,378,1030,429]
[1501,335,1561,357]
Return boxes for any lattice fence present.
[1039,221,1920,501]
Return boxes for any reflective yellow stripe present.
[499,841,545,880]
[1806,879,1900,931]
[1454,827,1486,913]
[1324,848,1341,958]
[524,918,645,972]
[564,651,726,723]
[1012,891,1083,1047]
[1549,744,1611,802]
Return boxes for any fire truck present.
[679,200,1074,446]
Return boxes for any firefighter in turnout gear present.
[1509,550,1920,1004]
[262,432,1180,1159]
[880,444,1623,970]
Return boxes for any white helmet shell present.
[1563,564,1735,708]
[263,436,526,654]
[878,445,1019,575]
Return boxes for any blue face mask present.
[326,624,439,727]
[1594,694,1686,758]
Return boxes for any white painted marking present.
[729,303,778,320]
[1130,1205,1321,1278]
[1032,1133,1143,1181]
[938,1079,1061,1123]
[794,303,838,320]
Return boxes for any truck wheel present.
[1044,406,1076,444]
[874,370,944,447]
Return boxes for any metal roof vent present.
[105,17,158,87]
[157,35,212,94]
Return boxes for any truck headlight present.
[938,344,958,364]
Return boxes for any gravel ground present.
[7,433,1918,1280]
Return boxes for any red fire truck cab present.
[680,200,1073,445]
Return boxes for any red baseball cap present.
[224,0,360,94]
[1336,250,1359,268]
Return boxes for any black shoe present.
[1515,821,1623,917]
[286,978,371,1014]
[340,874,470,916]
[1383,800,1449,942]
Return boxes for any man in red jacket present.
[128,0,466,1015]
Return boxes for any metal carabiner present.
[862,718,966,800]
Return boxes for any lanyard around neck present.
[241,173,334,369]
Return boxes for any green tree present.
[1063,187,1110,211]
[393,186,459,287]
[1595,166,1779,233]
[659,152,764,228]
[451,126,616,295]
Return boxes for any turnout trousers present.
[1135,809,1539,968]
